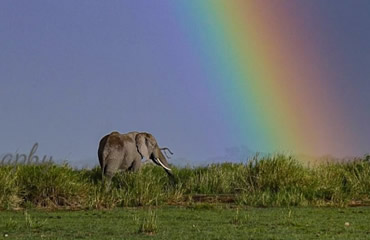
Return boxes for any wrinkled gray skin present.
[98,131,173,181]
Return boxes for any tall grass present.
[0,155,369,209]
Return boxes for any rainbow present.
[172,1,353,157]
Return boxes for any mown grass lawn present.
[1,206,369,239]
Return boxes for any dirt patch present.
[182,194,237,204]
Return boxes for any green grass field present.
[1,206,369,239]
[1,155,369,239]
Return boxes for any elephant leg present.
[103,153,122,183]
[104,168,115,180]
[104,162,119,179]
[129,158,141,172]
[102,164,118,190]
[101,165,112,189]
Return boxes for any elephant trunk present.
[152,148,173,175]
[155,149,176,184]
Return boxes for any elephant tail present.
[99,150,109,180]
[101,164,107,181]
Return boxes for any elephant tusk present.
[156,158,172,171]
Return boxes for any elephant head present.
[135,132,173,176]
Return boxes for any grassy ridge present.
[0,155,369,209]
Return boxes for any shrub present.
[0,155,369,209]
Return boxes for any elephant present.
[98,131,174,181]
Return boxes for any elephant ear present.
[136,133,152,160]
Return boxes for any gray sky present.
[1,1,369,167]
